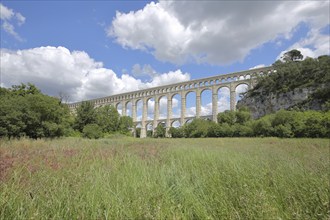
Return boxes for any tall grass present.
[0,137,329,219]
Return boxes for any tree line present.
[0,84,132,139]
[168,108,329,138]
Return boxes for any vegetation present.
[73,102,133,137]
[0,85,133,139]
[245,54,330,110]
[82,123,104,139]
[169,108,329,138]
[1,137,328,219]
[0,84,72,139]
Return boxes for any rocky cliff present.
[237,55,330,119]
[237,86,328,119]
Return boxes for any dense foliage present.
[169,109,329,138]
[0,84,72,139]
[74,102,133,138]
[82,124,104,139]
[0,84,133,139]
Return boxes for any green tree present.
[232,124,253,137]
[183,119,213,138]
[0,84,71,139]
[281,49,303,62]
[74,101,96,132]
[82,124,104,139]
[302,111,327,137]
[169,127,184,138]
[95,105,120,133]
[118,116,133,134]
[252,116,274,137]
[154,124,166,138]
[10,83,41,96]
[274,124,293,138]
[235,108,251,124]
[215,123,234,137]
[217,110,236,125]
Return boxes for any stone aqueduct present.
[68,66,274,138]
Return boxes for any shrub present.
[274,124,293,138]
[169,127,184,138]
[154,125,166,138]
[82,124,104,139]
[252,116,274,137]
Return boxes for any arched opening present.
[201,89,212,116]
[116,102,122,115]
[159,96,167,119]
[147,98,155,120]
[136,100,143,121]
[172,120,181,128]
[235,84,249,105]
[126,101,132,117]
[185,119,193,124]
[186,91,196,117]
[172,94,181,118]
[218,87,230,113]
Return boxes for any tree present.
[169,127,184,138]
[154,124,166,138]
[252,116,274,137]
[118,116,133,134]
[183,119,213,138]
[10,83,41,96]
[217,110,236,125]
[235,108,251,124]
[82,124,104,139]
[0,84,71,139]
[74,101,96,132]
[95,105,120,133]
[281,49,303,62]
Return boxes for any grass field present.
[0,137,329,219]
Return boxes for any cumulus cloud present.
[109,1,329,65]
[0,46,190,103]
[131,64,157,77]
[0,3,25,41]
[278,28,330,60]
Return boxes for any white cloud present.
[0,3,14,20]
[0,3,25,41]
[0,46,190,103]
[16,13,25,25]
[109,1,329,65]
[249,64,266,70]
[278,28,330,60]
[131,64,157,77]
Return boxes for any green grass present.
[1,137,329,219]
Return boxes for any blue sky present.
[1,1,329,117]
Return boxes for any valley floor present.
[0,137,329,219]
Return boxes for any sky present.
[1,1,329,120]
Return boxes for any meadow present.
[0,137,329,219]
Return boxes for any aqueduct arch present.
[68,67,274,138]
